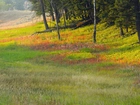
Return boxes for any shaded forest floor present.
[0,19,140,104]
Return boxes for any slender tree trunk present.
[39,0,49,30]
[134,0,140,43]
[49,4,55,21]
[63,10,66,28]
[136,13,140,42]
[51,0,61,40]
[126,27,128,33]
[93,0,96,43]
[64,8,69,20]
[120,27,124,36]
[55,10,61,40]
[55,9,60,23]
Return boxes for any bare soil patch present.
[0,10,41,29]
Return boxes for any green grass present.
[0,44,45,62]
[0,22,44,40]
[66,52,94,60]
[0,22,140,105]
[0,49,139,105]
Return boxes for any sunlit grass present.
[0,21,140,104]
[0,22,44,40]
[1,21,139,65]
[66,52,94,60]
[0,50,139,104]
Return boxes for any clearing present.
[0,12,140,105]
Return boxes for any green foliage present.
[114,0,135,28]
[28,0,139,41]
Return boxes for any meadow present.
[0,22,140,105]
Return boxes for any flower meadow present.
[0,22,140,105]
[0,23,139,65]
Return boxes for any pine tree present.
[133,0,140,43]
[114,0,135,36]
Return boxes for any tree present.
[29,0,49,30]
[133,0,140,43]
[97,0,138,37]
[115,0,135,36]
[97,0,116,25]
[50,0,61,40]
[39,0,49,30]
[93,0,96,43]
[28,0,140,42]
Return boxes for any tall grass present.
[0,22,140,105]
[0,46,139,105]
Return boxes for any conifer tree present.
[133,0,140,42]
[115,0,135,36]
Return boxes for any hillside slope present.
[0,21,140,105]
[0,22,139,65]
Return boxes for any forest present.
[29,0,140,43]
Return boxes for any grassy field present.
[0,22,140,105]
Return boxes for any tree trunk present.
[126,27,128,33]
[134,0,140,43]
[39,0,49,30]
[56,9,61,23]
[63,10,66,28]
[64,8,69,20]
[136,13,140,42]
[120,27,124,36]
[49,4,55,21]
[55,11,61,40]
[93,0,96,43]
[51,0,61,40]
